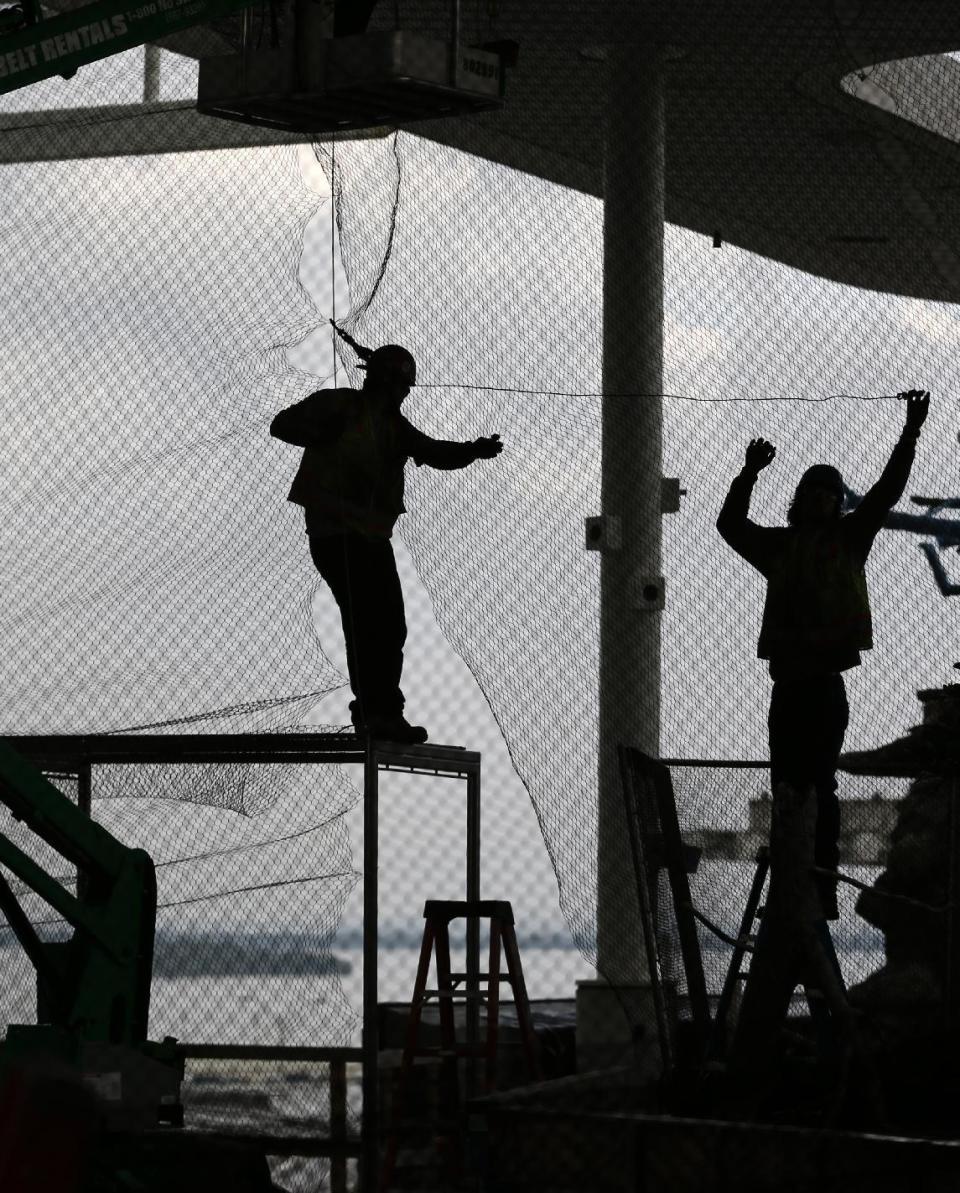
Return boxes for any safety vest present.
[757,525,872,660]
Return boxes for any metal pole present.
[330,1058,348,1193]
[465,762,480,1097]
[597,39,665,990]
[361,744,379,1191]
[948,771,959,1024]
[76,762,91,902]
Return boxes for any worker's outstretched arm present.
[847,390,929,552]
[407,428,504,471]
[270,392,346,449]
[716,438,778,574]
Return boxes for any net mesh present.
[1,0,960,1184]
[320,123,959,973]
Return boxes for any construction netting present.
[2,0,960,1185]
[319,122,959,1003]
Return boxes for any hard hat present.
[363,345,417,385]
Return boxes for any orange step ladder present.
[380,899,542,1190]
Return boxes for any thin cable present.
[156,869,359,910]
[329,319,373,363]
[0,808,354,889]
[415,383,915,402]
[812,865,951,914]
[153,808,357,870]
[0,869,361,934]
[323,145,361,727]
[102,689,333,734]
[331,138,337,390]
[350,131,402,327]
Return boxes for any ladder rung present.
[421,989,489,1001]
[448,972,513,982]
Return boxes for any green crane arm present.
[0,740,156,1045]
[0,0,251,95]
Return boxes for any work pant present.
[730,675,850,1091]
[308,532,406,724]
[768,672,849,918]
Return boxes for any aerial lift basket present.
[197,19,507,133]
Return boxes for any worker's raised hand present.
[744,438,776,475]
[900,389,930,434]
[474,434,503,460]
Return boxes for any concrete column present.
[578,37,665,1070]
[598,36,664,979]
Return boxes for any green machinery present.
[0,0,262,93]
[0,740,182,1128]
[0,0,509,132]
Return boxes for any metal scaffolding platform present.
[0,731,482,1192]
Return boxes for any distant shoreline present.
[0,922,883,981]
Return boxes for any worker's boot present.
[838,684,960,776]
[359,712,429,745]
[349,700,374,736]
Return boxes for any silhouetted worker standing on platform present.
[270,323,503,744]
[715,388,929,1107]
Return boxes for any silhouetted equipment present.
[380,898,540,1191]
[842,484,960,596]
[619,748,772,1078]
[0,0,256,95]
[0,733,484,1187]
[0,739,183,1129]
[617,747,876,1118]
[618,746,710,1069]
[707,847,770,1064]
[197,0,508,133]
[0,0,510,134]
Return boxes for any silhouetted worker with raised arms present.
[717,389,928,919]
[715,388,929,1107]
[270,322,503,744]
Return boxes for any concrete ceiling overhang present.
[3,1,960,300]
